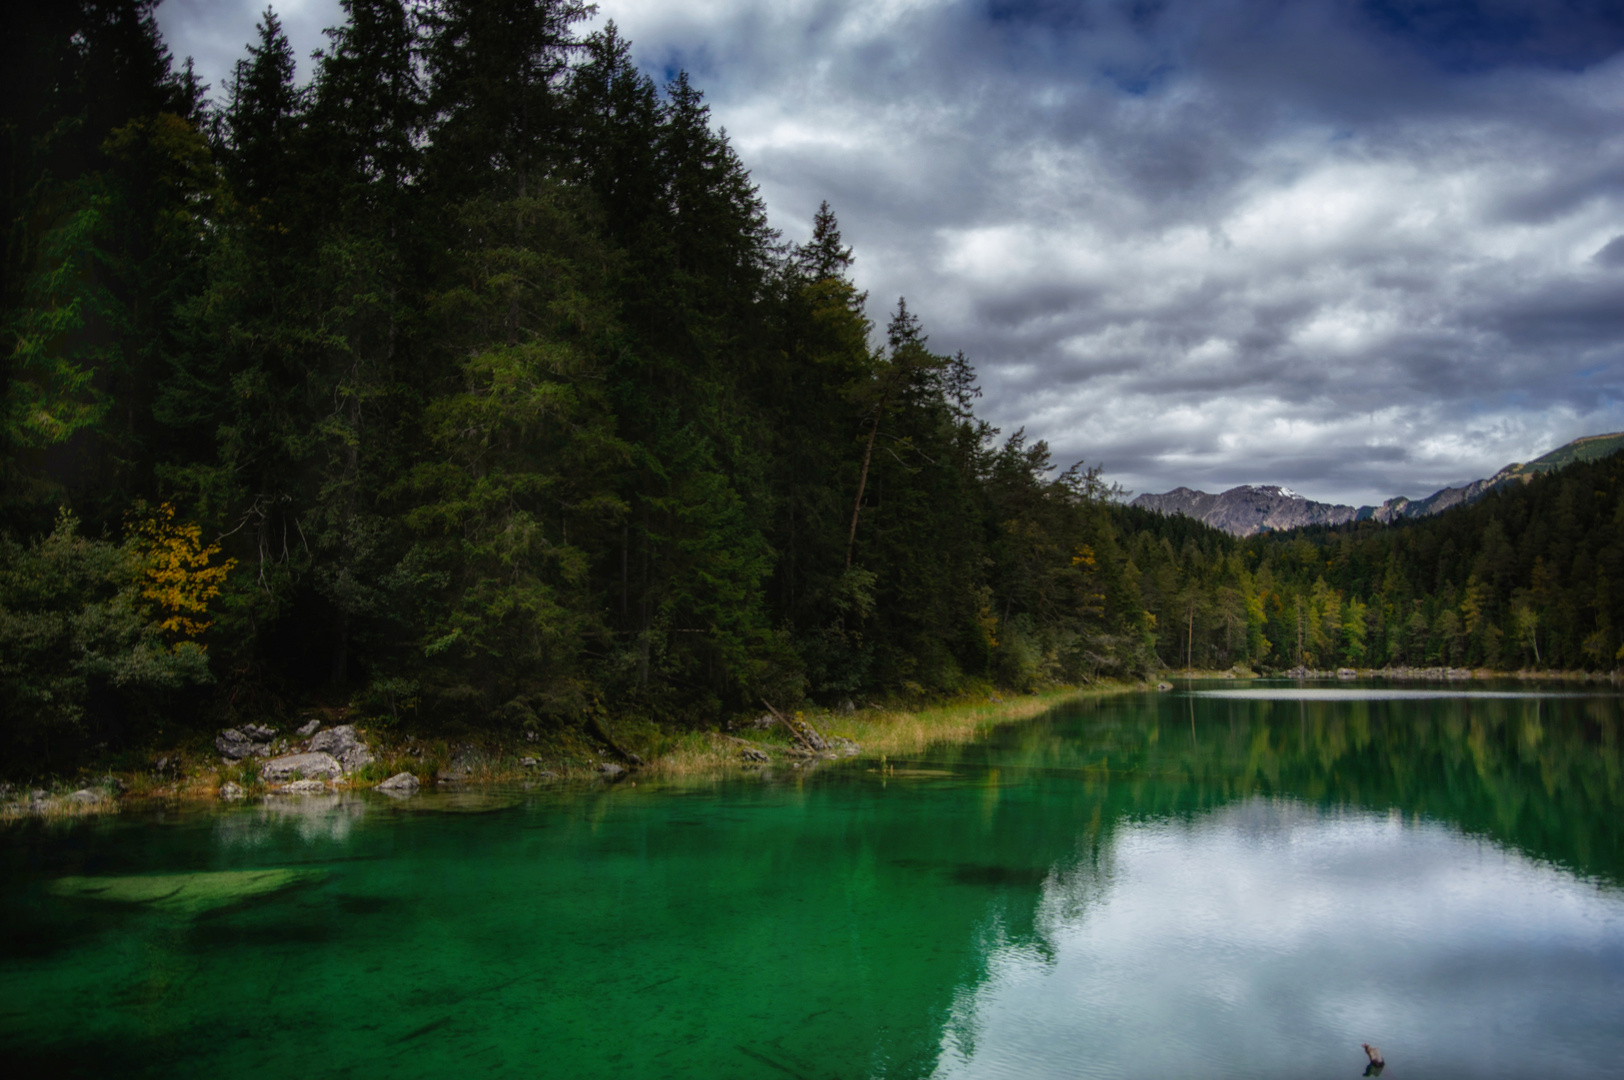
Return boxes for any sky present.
[156,0,1624,507]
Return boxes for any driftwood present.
[761,699,829,753]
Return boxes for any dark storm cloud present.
[1594,236,1624,267]
[154,0,1624,504]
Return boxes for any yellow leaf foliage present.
[129,502,236,640]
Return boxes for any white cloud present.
[157,0,1624,505]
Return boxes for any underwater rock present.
[49,868,323,914]
[307,725,374,772]
[219,781,245,800]
[260,752,343,782]
[376,772,420,794]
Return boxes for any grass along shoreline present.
[8,669,1617,820]
[2,683,1148,819]
[645,683,1138,777]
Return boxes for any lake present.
[4,683,1622,1078]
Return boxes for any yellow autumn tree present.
[128,503,236,641]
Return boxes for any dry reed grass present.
[820,686,1110,758]
[643,682,1141,777]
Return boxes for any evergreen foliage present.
[1,1,1616,771]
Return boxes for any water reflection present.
[214,791,369,847]
[2,685,1620,1078]
[938,685,1624,885]
[923,686,1624,1079]
[936,797,1624,1078]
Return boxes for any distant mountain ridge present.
[1129,432,1624,537]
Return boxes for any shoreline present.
[8,668,1619,821]
[1262,665,1622,684]
[1,682,1146,821]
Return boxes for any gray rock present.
[296,718,322,737]
[279,779,328,794]
[215,727,270,760]
[739,747,770,763]
[307,724,374,773]
[519,757,538,767]
[440,746,480,781]
[1337,668,1358,679]
[219,781,245,800]
[376,772,420,794]
[69,789,99,804]
[1156,682,1173,691]
[259,752,343,782]
[240,722,277,741]
[837,698,856,714]
[599,762,626,778]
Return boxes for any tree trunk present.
[845,405,883,568]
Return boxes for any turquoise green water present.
[4,684,1623,1078]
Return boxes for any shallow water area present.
[3,682,1622,1078]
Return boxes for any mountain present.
[1129,485,1362,536]
[1129,432,1624,537]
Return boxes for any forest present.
[3,1,1620,773]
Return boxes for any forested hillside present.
[1124,451,1624,674]
[0,0,1153,771]
[2,1,1618,774]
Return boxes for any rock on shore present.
[259,752,343,782]
[216,723,277,760]
[376,772,420,794]
[307,725,374,772]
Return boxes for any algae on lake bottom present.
[48,868,324,915]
